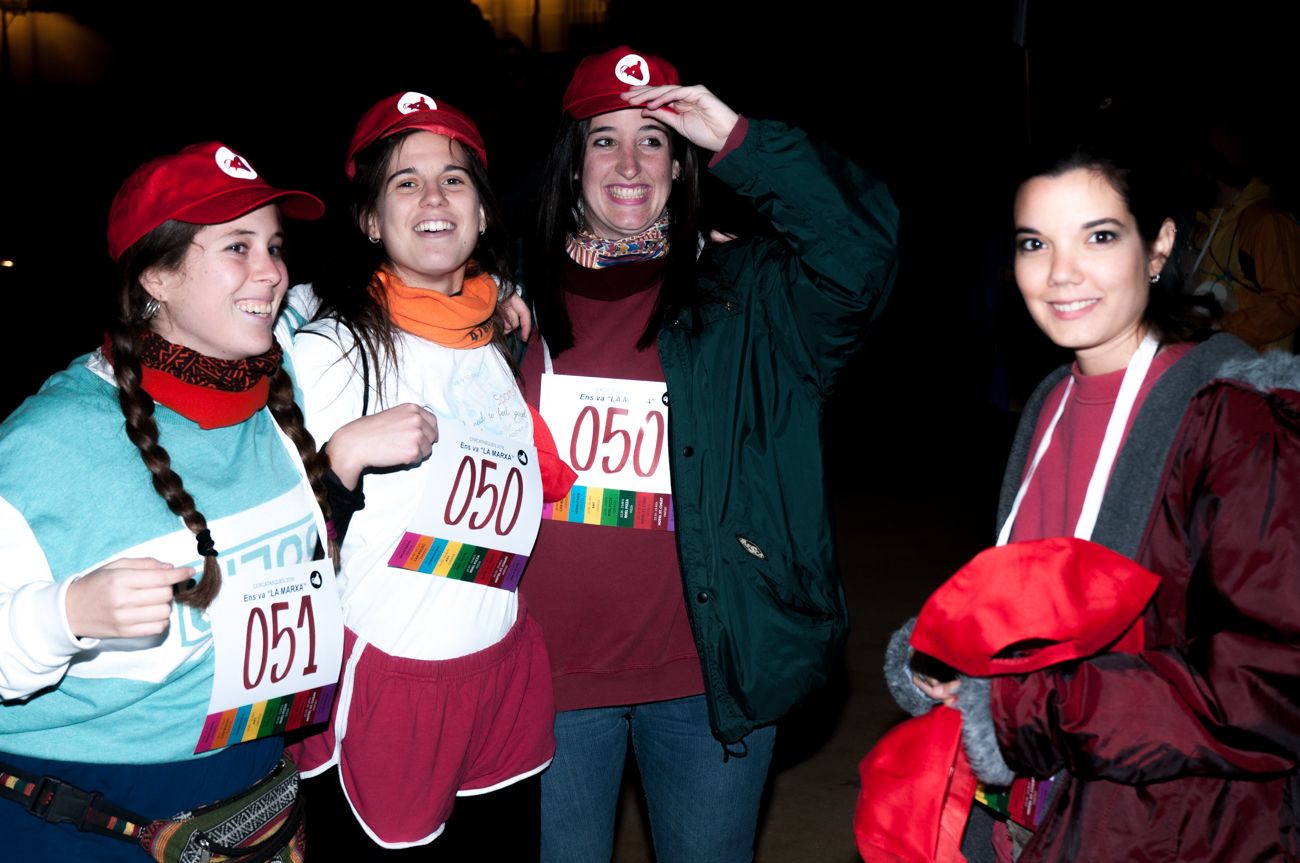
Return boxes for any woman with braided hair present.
[0,142,336,859]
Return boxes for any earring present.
[143,297,161,320]
[367,236,380,245]
[1150,273,1162,284]
[479,225,486,236]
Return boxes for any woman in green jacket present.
[519,45,899,863]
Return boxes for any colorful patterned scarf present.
[566,213,670,269]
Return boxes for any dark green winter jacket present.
[657,119,898,741]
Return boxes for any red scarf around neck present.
[110,331,282,429]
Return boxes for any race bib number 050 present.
[539,373,673,531]
[197,559,343,754]
[387,416,542,591]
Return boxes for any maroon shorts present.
[289,607,555,847]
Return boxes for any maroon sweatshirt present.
[519,258,704,711]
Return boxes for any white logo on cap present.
[614,54,650,86]
[398,92,438,114]
[214,146,258,180]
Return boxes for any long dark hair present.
[1019,149,1220,345]
[529,113,702,354]
[112,218,334,610]
[311,129,517,399]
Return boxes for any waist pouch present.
[0,754,304,863]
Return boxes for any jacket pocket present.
[705,527,847,736]
[725,529,838,622]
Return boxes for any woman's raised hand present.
[623,85,740,153]
[325,404,440,490]
[65,558,195,639]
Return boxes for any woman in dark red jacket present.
[898,150,1300,861]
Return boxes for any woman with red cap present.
[519,47,899,861]
[0,143,333,859]
[289,92,573,858]
[890,149,1300,861]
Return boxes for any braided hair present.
[112,218,334,610]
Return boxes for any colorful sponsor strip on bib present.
[973,781,1010,815]
[1008,776,1054,829]
[386,530,530,591]
[542,485,674,531]
[195,682,337,754]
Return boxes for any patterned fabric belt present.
[0,760,146,840]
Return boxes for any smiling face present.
[1014,168,1175,375]
[365,131,484,295]
[579,108,679,239]
[142,205,287,360]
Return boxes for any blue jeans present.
[540,695,776,863]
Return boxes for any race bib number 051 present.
[539,373,673,531]
[387,416,542,591]
[196,559,343,754]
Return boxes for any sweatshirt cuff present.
[50,577,100,655]
[324,466,365,544]
[708,116,750,168]
[883,617,937,717]
[955,676,1015,785]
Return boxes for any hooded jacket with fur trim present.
[971,334,1300,862]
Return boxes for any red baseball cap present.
[345,91,487,179]
[107,142,324,262]
[910,537,1159,677]
[562,46,680,119]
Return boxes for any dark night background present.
[0,0,1291,506]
